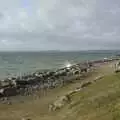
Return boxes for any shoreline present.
[0,57,119,100]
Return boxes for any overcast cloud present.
[0,0,120,51]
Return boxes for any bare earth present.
[0,61,117,120]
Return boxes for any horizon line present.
[0,49,120,52]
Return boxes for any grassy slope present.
[43,63,120,120]
[1,62,120,120]
[58,73,120,120]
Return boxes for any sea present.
[0,50,119,79]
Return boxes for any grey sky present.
[0,0,120,51]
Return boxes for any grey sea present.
[0,50,118,79]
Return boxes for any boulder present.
[0,79,11,87]
[0,87,17,97]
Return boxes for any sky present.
[0,0,120,51]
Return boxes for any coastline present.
[0,50,117,79]
[0,57,119,101]
[0,57,118,120]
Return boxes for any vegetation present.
[61,73,120,120]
